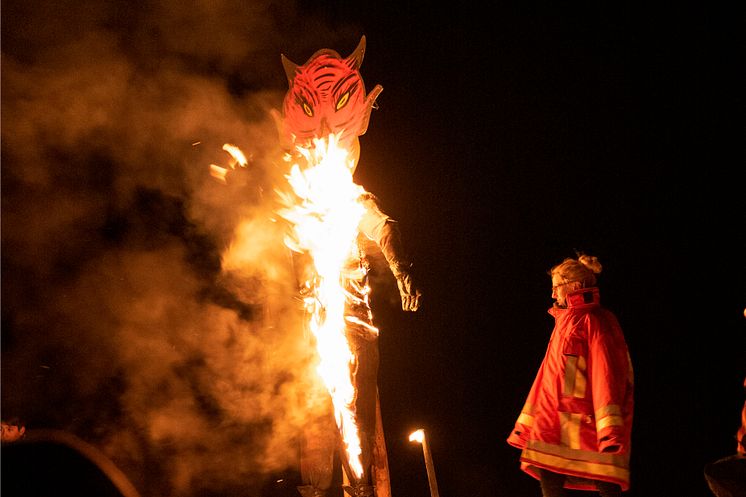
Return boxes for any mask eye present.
[335,91,350,111]
[302,101,313,117]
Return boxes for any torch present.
[409,429,440,497]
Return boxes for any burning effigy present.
[274,36,421,497]
[214,36,421,497]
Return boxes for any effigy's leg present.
[341,330,385,497]
[298,408,337,497]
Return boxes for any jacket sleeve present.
[507,365,544,449]
[587,312,632,454]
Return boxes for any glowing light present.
[222,143,248,167]
[209,164,229,183]
[409,429,424,443]
[209,143,250,183]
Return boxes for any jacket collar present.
[549,287,601,316]
[566,287,600,308]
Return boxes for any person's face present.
[1,422,25,443]
[551,277,580,307]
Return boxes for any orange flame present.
[409,429,424,443]
[277,133,367,479]
[210,143,249,183]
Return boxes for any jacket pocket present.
[562,336,587,398]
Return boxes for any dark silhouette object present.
[704,376,746,497]
[1,428,142,497]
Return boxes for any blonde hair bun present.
[578,255,602,274]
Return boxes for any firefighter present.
[507,254,634,497]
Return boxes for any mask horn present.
[281,54,298,85]
[345,35,367,70]
[359,84,383,136]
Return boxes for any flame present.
[209,143,249,182]
[223,143,249,167]
[409,429,424,443]
[277,133,368,479]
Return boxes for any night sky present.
[2,1,744,497]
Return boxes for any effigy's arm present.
[357,193,421,312]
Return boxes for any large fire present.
[276,133,370,479]
[212,132,372,479]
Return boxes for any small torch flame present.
[409,429,424,443]
[277,133,367,479]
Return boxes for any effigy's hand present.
[395,271,421,312]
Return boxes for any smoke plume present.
[1,0,365,494]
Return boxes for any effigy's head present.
[277,36,383,164]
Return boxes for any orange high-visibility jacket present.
[507,287,634,491]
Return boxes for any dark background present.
[2,1,744,497]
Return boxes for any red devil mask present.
[276,36,383,164]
